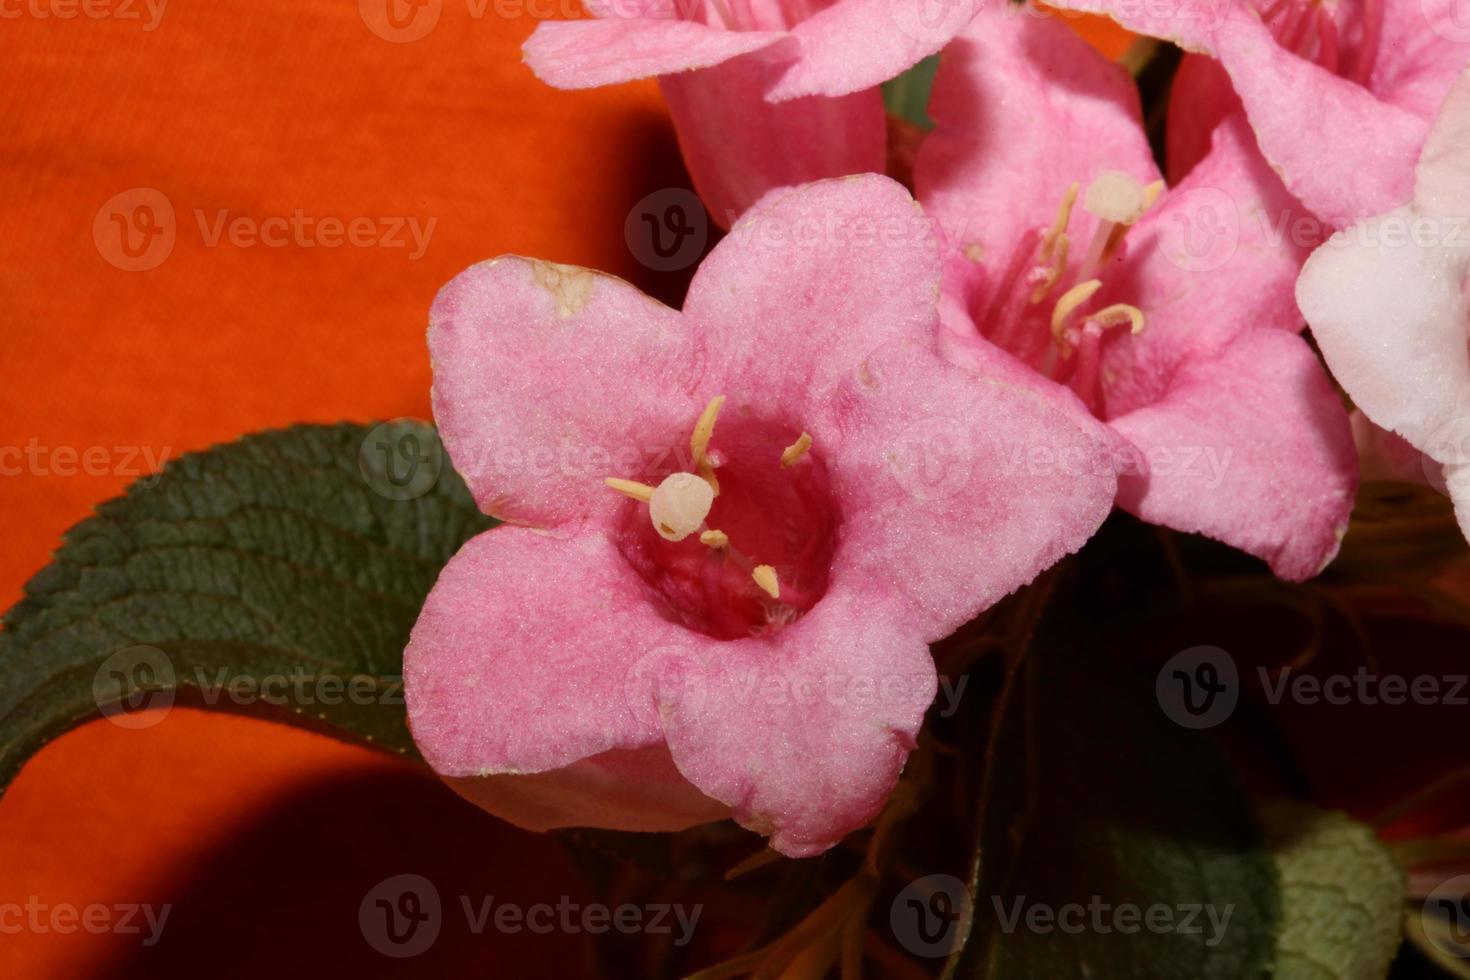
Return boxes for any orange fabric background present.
[0,5,1131,977]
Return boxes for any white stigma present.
[1083,171,1148,225]
[649,472,715,542]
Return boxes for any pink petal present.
[660,51,885,226]
[522,19,787,89]
[1110,329,1356,581]
[1210,8,1427,227]
[1166,54,1240,183]
[405,527,683,776]
[1376,0,1470,123]
[1096,112,1307,419]
[914,5,1157,291]
[656,592,936,856]
[1448,460,1470,541]
[1414,67,1470,219]
[683,173,941,409]
[764,0,984,100]
[1034,0,1216,51]
[443,745,728,834]
[1351,410,1431,485]
[937,294,1126,452]
[429,256,700,527]
[826,342,1119,640]
[1295,204,1470,455]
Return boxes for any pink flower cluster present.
[401,0,1470,854]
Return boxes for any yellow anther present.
[962,243,985,263]
[1041,182,1080,258]
[752,565,780,599]
[1028,232,1070,303]
[1050,279,1103,338]
[697,459,720,494]
[780,432,813,468]
[1089,303,1146,334]
[700,529,729,549]
[604,477,655,502]
[1143,179,1165,210]
[690,395,726,469]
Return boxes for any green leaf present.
[945,615,1279,978]
[882,55,938,131]
[0,421,493,795]
[1261,800,1404,980]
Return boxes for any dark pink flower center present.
[977,172,1153,416]
[610,406,838,640]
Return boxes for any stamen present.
[1083,171,1148,226]
[690,395,726,469]
[1077,172,1161,279]
[1143,180,1164,210]
[1041,182,1080,257]
[700,529,729,549]
[1028,182,1080,304]
[780,432,813,468]
[1050,278,1104,355]
[1028,235,1071,303]
[649,472,715,542]
[1089,303,1146,334]
[1315,7,1339,73]
[604,477,655,502]
[752,565,780,599]
[1353,0,1383,85]
[697,459,720,495]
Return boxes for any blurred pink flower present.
[1297,69,1470,541]
[404,175,1117,856]
[522,0,981,224]
[915,5,1356,580]
[1045,0,1470,228]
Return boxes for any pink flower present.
[522,0,981,224]
[915,5,1356,580]
[402,175,1117,856]
[1297,69,1470,541]
[1045,0,1470,228]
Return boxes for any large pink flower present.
[403,175,1117,856]
[1297,68,1470,541]
[915,5,1356,580]
[522,0,981,224]
[1045,0,1470,228]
